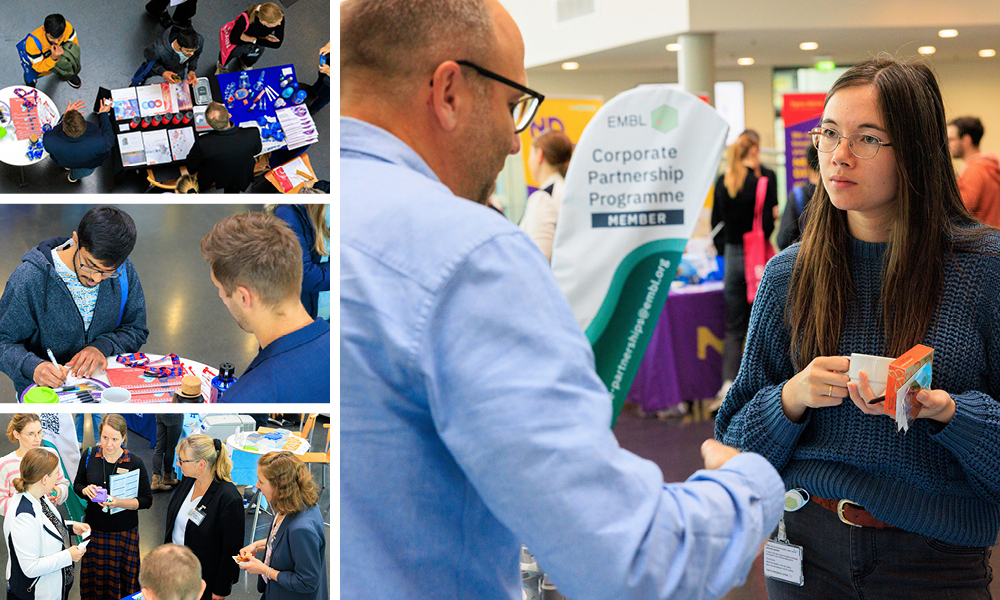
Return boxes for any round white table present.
[20,352,218,404]
[0,86,59,183]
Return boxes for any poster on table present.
[550,87,728,424]
[782,93,826,198]
[519,97,603,194]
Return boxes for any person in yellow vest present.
[25,14,81,88]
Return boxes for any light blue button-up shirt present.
[340,116,785,600]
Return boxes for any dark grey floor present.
[612,407,1000,599]
[0,412,332,600]
[0,204,268,402]
[0,0,331,193]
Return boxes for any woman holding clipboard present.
[73,414,153,600]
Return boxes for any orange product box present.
[884,344,933,417]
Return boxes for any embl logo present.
[650,104,678,135]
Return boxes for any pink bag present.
[218,12,249,66]
[742,176,775,303]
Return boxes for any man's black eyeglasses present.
[456,60,544,133]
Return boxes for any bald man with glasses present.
[0,206,148,395]
[340,1,785,599]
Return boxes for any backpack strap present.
[118,263,128,327]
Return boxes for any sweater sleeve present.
[73,448,91,498]
[228,14,249,46]
[0,266,45,388]
[133,457,153,510]
[715,251,811,471]
[0,456,19,516]
[256,19,284,49]
[98,112,115,152]
[927,296,1000,503]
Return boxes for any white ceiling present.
[528,24,1000,74]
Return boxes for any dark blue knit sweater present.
[716,234,1000,546]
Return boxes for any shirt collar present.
[340,117,441,185]
[247,319,328,371]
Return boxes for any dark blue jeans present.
[722,243,749,382]
[766,499,992,599]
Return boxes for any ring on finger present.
[829,385,834,397]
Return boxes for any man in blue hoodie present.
[0,206,148,396]
[43,99,115,183]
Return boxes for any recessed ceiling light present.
[918,46,936,55]
[938,29,958,38]
[980,49,997,58]
[561,62,579,70]
[666,43,681,52]
[799,42,819,51]
[737,57,755,66]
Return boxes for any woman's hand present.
[81,485,99,500]
[236,556,268,575]
[69,545,86,562]
[72,522,91,536]
[848,370,955,424]
[781,356,851,423]
[239,541,262,558]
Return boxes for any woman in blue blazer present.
[237,452,326,600]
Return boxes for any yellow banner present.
[520,97,603,190]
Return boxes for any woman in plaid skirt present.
[73,415,153,600]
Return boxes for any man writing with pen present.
[0,206,149,397]
[134,26,204,87]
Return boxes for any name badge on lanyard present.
[763,489,808,586]
[188,505,208,526]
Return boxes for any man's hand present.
[186,71,198,87]
[33,362,68,388]
[65,100,86,115]
[163,70,181,84]
[97,99,112,114]
[701,439,741,470]
[66,346,107,378]
[50,44,64,58]
[319,63,330,77]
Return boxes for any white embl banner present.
[550,86,728,424]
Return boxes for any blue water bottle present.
[210,363,237,403]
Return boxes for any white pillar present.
[678,33,716,106]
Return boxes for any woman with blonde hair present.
[0,414,70,515]
[710,130,778,399]
[217,3,284,73]
[165,434,244,600]
[74,414,153,600]
[266,204,330,320]
[238,452,326,600]
[5,448,90,600]
[520,130,573,262]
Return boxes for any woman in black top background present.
[73,414,153,600]
[218,3,285,73]
[710,131,778,398]
[165,434,245,600]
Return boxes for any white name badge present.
[188,505,207,526]
[763,540,804,586]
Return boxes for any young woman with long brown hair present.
[716,57,1000,598]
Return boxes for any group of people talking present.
[0,414,327,600]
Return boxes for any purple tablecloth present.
[626,282,726,412]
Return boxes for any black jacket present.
[187,126,262,193]
[165,477,245,600]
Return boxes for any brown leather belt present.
[812,495,896,529]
